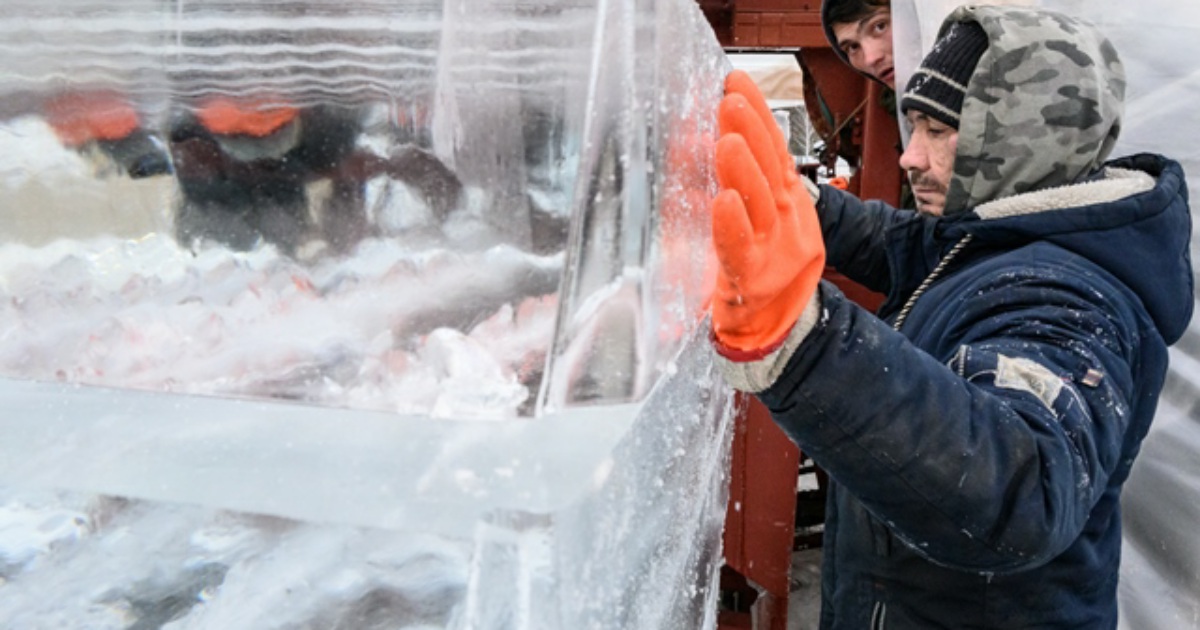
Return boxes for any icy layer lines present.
[0,1,445,108]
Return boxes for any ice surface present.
[0,333,734,628]
[0,0,720,418]
[0,0,733,628]
[0,235,560,417]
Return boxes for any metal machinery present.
[698,2,894,628]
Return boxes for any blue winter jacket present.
[714,7,1196,627]
[711,6,1198,625]
[755,151,1192,629]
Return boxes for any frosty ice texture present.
[0,0,720,417]
[0,0,578,415]
[0,0,733,628]
[0,336,733,628]
[0,237,560,417]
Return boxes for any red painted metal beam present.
[707,3,897,628]
[720,395,799,630]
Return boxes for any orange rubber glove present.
[196,96,299,138]
[44,91,141,148]
[710,70,825,359]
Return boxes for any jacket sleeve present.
[756,268,1156,573]
[816,185,913,295]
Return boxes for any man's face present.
[899,111,958,216]
[832,8,895,88]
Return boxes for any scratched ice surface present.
[0,1,733,628]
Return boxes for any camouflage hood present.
[944,6,1125,213]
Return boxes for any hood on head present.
[821,0,852,65]
[942,5,1125,214]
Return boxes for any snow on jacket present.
[719,6,1194,628]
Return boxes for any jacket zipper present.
[871,601,887,629]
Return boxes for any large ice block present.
[0,0,734,628]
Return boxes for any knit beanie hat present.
[900,20,989,128]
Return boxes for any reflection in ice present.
[0,0,717,415]
[0,490,470,629]
[0,232,560,418]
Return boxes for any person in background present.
[168,96,368,257]
[44,90,172,179]
[169,96,464,259]
[710,5,1192,628]
[819,0,908,212]
[823,0,895,89]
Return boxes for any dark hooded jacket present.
[724,6,1194,628]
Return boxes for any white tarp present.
[727,53,805,102]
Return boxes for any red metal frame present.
[708,2,896,629]
[719,394,800,630]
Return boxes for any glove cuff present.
[713,291,822,393]
[709,326,789,362]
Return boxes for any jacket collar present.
[973,168,1155,220]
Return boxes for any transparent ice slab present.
[0,0,724,417]
[0,0,734,627]
[0,335,734,629]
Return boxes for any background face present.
[832,7,896,88]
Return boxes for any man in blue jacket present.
[710,5,1193,628]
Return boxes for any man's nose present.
[863,39,886,66]
[899,140,926,173]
